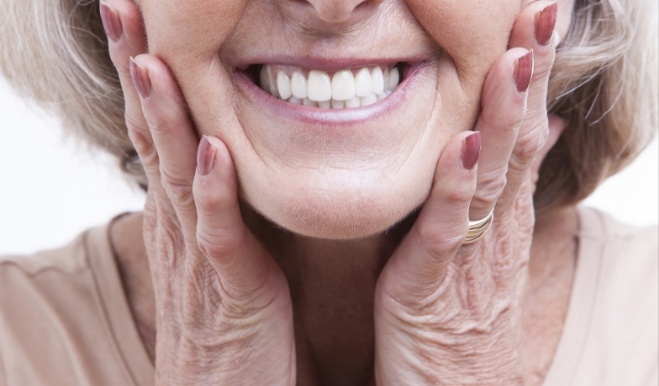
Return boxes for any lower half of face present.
[141,0,519,239]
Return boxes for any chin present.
[243,174,431,240]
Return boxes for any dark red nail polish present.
[514,50,534,93]
[129,58,152,99]
[197,136,216,176]
[100,2,123,42]
[535,2,558,46]
[462,132,481,170]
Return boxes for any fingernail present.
[130,57,152,99]
[462,132,481,170]
[535,2,558,46]
[197,136,216,176]
[100,1,123,42]
[514,50,534,93]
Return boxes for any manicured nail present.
[535,2,558,46]
[100,1,123,42]
[130,57,152,99]
[514,50,534,93]
[462,132,481,170]
[197,136,216,176]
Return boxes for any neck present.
[242,206,415,385]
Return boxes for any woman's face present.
[138,0,537,238]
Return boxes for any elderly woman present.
[0,0,657,384]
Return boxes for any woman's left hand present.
[374,2,563,384]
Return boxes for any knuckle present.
[160,167,194,207]
[196,226,244,260]
[139,146,159,172]
[194,184,227,214]
[156,216,186,268]
[415,222,465,257]
[145,112,175,139]
[512,129,545,167]
[491,239,527,287]
[442,182,475,204]
[473,170,507,207]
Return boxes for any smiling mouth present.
[246,63,405,109]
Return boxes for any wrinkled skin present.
[101,0,574,384]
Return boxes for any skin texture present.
[131,0,573,238]
[101,0,578,384]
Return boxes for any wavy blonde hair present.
[1,0,657,210]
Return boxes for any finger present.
[101,0,165,202]
[101,1,180,285]
[130,55,200,238]
[468,48,533,221]
[193,136,287,306]
[101,0,148,141]
[501,1,559,207]
[380,131,480,297]
[530,114,567,183]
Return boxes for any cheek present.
[139,0,250,137]
[141,0,248,61]
[406,0,520,90]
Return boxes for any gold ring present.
[464,210,494,244]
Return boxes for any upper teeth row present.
[260,65,401,108]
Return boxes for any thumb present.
[193,136,287,306]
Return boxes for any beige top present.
[0,207,657,386]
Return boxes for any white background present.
[1,80,657,255]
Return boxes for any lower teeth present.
[283,91,393,109]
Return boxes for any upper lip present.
[234,56,430,73]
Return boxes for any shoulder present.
[0,230,96,381]
[578,206,657,265]
[0,231,90,278]
[570,207,658,385]
[0,225,141,385]
[577,206,657,307]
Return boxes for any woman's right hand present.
[100,1,296,384]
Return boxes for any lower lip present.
[233,63,426,126]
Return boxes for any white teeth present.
[331,70,356,101]
[291,71,308,99]
[345,97,360,108]
[331,100,345,109]
[307,70,332,102]
[371,67,384,95]
[303,98,318,107]
[354,67,372,97]
[277,71,292,100]
[387,67,400,92]
[260,66,279,98]
[360,93,378,107]
[259,64,402,109]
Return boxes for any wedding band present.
[464,210,494,244]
